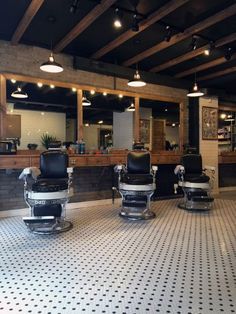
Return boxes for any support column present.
[77,89,83,141]
[0,75,7,138]
[179,102,184,153]
[134,97,140,143]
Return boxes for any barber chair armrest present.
[152,165,158,172]
[67,167,73,174]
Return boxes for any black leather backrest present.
[127,151,150,174]
[40,151,68,178]
[181,154,202,174]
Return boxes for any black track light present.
[70,0,79,14]
[190,35,198,51]
[114,8,122,28]
[132,14,139,32]
[164,25,172,42]
[225,47,233,61]
[204,40,215,56]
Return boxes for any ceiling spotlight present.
[113,8,122,28]
[204,41,215,56]
[127,69,146,87]
[85,123,90,127]
[72,87,77,92]
[11,79,16,84]
[164,25,172,42]
[70,0,79,14]
[118,94,123,98]
[103,92,107,96]
[11,87,28,99]
[126,103,135,112]
[220,113,226,119]
[132,14,139,32]
[82,96,91,106]
[90,90,95,95]
[37,82,43,88]
[165,108,168,112]
[190,35,198,51]
[98,120,103,124]
[225,47,233,61]
[172,123,176,127]
[50,84,55,89]
[40,52,64,73]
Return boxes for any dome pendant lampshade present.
[11,87,28,99]
[82,96,91,106]
[187,73,204,97]
[187,82,204,97]
[126,103,135,111]
[127,69,146,87]
[40,52,64,73]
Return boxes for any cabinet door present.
[152,119,166,151]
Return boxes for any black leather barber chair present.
[116,151,157,220]
[174,154,215,210]
[20,151,73,234]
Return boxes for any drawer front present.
[0,157,30,169]
[87,156,109,166]
[69,157,87,167]
[110,156,126,165]
[30,156,40,167]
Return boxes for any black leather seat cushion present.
[32,178,68,192]
[33,204,62,217]
[121,173,153,185]
[184,173,210,183]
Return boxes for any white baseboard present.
[0,198,122,219]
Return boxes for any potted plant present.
[41,133,57,149]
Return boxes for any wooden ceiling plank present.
[198,66,236,81]
[151,32,236,72]
[11,0,45,45]
[54,0,117,53]
[122,3,236,67]
[176,54,236,78]
[91,0,190,59]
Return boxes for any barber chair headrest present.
[181,154,203,174]
[40,151,68,178]
[132,142,145,150]
[127,151,150,174]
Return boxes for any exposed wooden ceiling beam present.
[151,32,236,72]
[122,3,236,67]
[198,67,236,81]
[176,54,236,78]
[91,0,190,59]
[11,0,45,45]
[54,0,117,53]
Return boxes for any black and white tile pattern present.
[0,199,235,313]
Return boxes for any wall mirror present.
[140,98,180,151]
[218,109,236,152]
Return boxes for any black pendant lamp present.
[11,87,28,99]
[40,52,64,73]
[187,73,204,97]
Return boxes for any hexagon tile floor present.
[0,199,236,314]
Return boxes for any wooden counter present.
[219,152,236,164]
[0,150,181,169]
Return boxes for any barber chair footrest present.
[191,196,214,202]
[23,216,56,224]
[122,200,147,208]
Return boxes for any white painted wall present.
[7,103,66,149]
[199,97,219,192]
[113,111,133,149]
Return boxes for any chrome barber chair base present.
[24,217,73,234]
[178,200,213,211]
[119,208,156,220]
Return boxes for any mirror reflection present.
[6,79,181,153]
[140,99,180,151]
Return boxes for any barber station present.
[0,1,236,313]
